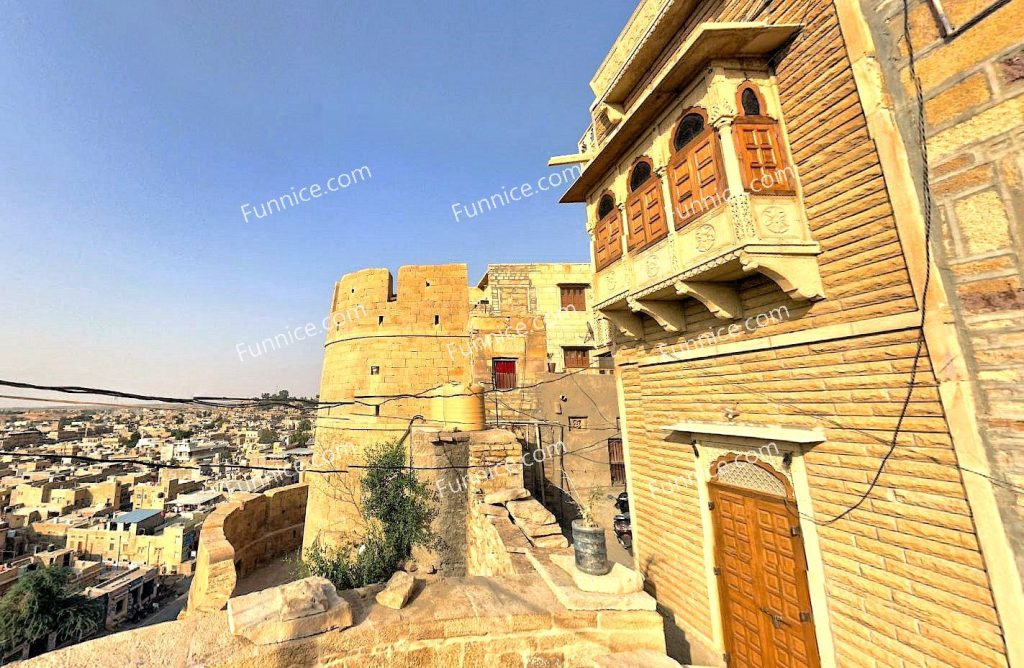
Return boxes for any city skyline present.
[0,1,635,405]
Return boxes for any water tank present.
[430,382,485,431]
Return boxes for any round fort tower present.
[304,264,476,549]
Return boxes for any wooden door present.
[710,463,820,668]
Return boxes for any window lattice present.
[713,460,787,497]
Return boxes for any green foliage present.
[302,440,433,590]
[291,431,311,447]
[170,428,193,440]
[0,567,102,654]
[298,418,312,431]
[120,430,141,447]
[258,428,278,444]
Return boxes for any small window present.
[378,316,384,325]
[560,285,587,312]
[568,416,587,431]
[629,160,653,192]
[673,113,705,151]
[741,87,762,116]
[597,194,615,219]
[493,358,517,391]
[370,366,380,375]
[434,314,440,325]
[564,347,590,369]
[608,438,625,486]
[374,405,380,417]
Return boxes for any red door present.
[493,359,517,390]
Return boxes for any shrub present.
[302,439,433,590]
[0,566,102,654]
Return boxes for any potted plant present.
[570,488,611,576]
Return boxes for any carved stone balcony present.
[593,192,824,337]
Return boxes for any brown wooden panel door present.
[711,478,820,668]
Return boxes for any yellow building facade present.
[557,1,1023,666]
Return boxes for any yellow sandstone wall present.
[185,483,307,615]
[864,0,1024,581]
[583,0,1016,666]
[306,264,474,550]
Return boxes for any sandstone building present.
[305,263,623,551]
[554,1,1024,666]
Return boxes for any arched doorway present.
[708,455,821,668]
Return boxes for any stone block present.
[517,521,563,538]
[484,488,530,504]
[375,571,416,610]
[507,498,557,525]
[532,535,570,549]
[479,503,509,517]
[550,554,644,595]
[227,576,353,645]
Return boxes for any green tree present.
[291,431,311,447]
[258,428,278,444]
[0,567,102,655]
[301,440,433,590]
[297,418,312,431]
[170,429,193,440]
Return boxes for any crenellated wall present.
[184,483,307,615]
[307,264,476,550]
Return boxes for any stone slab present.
[228,576,354,645]
[524,550,656,612]
[483,487,530,504]
[375,571,415,609]
[551,553,644,595]
[506,498,557,525]
[531,534,570,549]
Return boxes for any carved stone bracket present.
[674,281,742,320]
[601,308,644,339]
[627,297,686,333]
[739,252,826,301]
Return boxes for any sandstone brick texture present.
[186,483,307,615]
[570,0,1019,666]
[867,0,1024,581]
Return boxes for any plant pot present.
[571,519,611,575]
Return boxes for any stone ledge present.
[525,550,657,612]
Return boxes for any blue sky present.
[0,1,634,402]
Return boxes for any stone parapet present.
[184,483,307,615]
[22,573,667,668]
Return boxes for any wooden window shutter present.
[626,193,647,251]
[733,121,792,193]
[670,128,725,229]
[594,209,623,271]
[641,178,667,243]
[606,211,622,264]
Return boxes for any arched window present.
[732,83,793,194]
[625,158,667,252]
[740,87,762,116]
[593,192,622,271]
[667,108,726,229]
[673,113,705,151]
[629,160,653,192]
